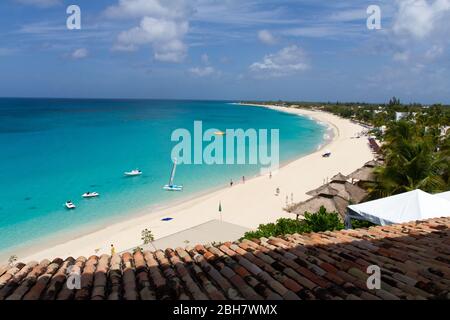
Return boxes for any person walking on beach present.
[269,172,272,179]
[230,179,234,187]
[110,244,116,256]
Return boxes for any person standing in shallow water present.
[110,244,116,256]
[230,179,233,187]
[242,176,245,183]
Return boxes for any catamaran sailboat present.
[163,159,183,191]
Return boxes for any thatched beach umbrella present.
[286,194,349,219]
[330,173,348,183]
[306,185,339,197]
[363,160,379,168]
[307,181,367,203]
[305,172,348,197]
[348,166,376,183]
[307,169,367,202]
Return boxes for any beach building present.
[0,217,448,300]
[395,112,408,121]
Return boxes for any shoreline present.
[9,105,373,263]
[0,107,328,262]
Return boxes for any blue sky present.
[0,0,449,103]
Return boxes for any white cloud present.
[328,8,366,22]
[108,0,191,63]
[189,53,219,77]
[258,30,277,45]
[201,53,209,64]
[393,0,450,39]
[282,26,341,38]
[189,66,216,77]
[15,0,60,7]
[249,45,309,78]
[389,1,450,67]
[393,51,410,62]
[115,17,188,62]
[71,48,88,59]
[105,0,191,19]
[425,44,444,59]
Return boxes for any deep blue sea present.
[0,99,326,257]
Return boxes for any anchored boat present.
[82,192,99,198]
[124,169,142,176]
[65,201,76,209]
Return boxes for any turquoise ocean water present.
[0,99,327,257]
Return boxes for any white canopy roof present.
[346,189,450,226]
[435,191,450,202]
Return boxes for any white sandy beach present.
[20,105,374,262]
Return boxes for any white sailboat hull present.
[163,184,183,191]
[124,171,142,176]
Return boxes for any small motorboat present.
[82,192,99,198]
[124,169,142,176]
[65,201,76,209]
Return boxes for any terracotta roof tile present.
[1,217,449,300]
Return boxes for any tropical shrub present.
[242,206,344,240]
[303,206,344,232]
[141,228,155,245]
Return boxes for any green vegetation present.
[133,246,143,254]
[141,228,155,245]
[8,255,17,267]
[350,219,376,229]
[369,120,450,198]
[242,206,344,240]
[242,98,450,127]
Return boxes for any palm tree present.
[369,121,447,198]
[438,132,450,188]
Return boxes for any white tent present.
[346,189,450,227]
[436,191,450,202]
